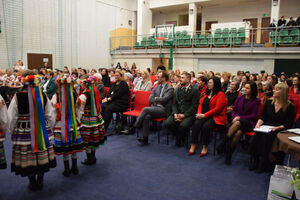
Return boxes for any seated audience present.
[165,72,199,147]
[194,74,207,99]
[43,70,57,100]
[289,75,299,95]
[101,68,110,87]
[133,71,152,92]
[171,74,181,90]
[222,72,231,92]
[225,81,240,122]
[218,81,260,165]
[124,72,134,90]
[249,83,295,173]
[135,71,174,144]
[188,76,227,156]
[101,70,130,130]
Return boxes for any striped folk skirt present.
[11,115,56,177]
[80,110,106,149]
[53,121,85,155]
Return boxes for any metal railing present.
[109,26,300,54]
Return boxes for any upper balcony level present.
[110,26,300,56]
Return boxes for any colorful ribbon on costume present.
[89,84,101,117]
[28,85,50,152]
[60,84,78,143]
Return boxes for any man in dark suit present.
[165,72,199,146]
[135,71,174,145]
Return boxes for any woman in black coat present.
[101,70,130,130]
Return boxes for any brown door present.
[205,21,218,33]
[152,58,169,72]
[261,17,271,44]
[243,18,258,43]
[27,53,52,70]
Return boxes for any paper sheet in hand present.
[286,128,300,135]
[288,136,300,144]
[253,125,275,133]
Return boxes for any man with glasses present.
[134,71,174,145]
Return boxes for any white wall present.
[137,0,152,39]
[152,10,188,27]
[0,0,137,69]
[149,0,207,9]
[197,58,266,74]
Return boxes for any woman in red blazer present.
[189,77,227,157]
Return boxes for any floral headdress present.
[21,75,41,86]
[80,75,98,85]
[56,75,76,85]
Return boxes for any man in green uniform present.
[164,71,199,146]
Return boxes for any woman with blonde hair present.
[249,82,295,173]
[134,71,152,92]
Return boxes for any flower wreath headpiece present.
[21,75,41,86]
[56,75,76,85]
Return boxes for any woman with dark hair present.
[188,76,227,156]
[194,74,207,99]
[289,75,300,95]
[208,71,214,78]
[217,81,260,165]
[101,70,130,130]
[249,73,257,82]
[249,83,295,173]
[225,81,240,123]
[101,68,110,87]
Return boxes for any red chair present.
[290,94,300,122]
[104,87,110,97]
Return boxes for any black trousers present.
[191,117,215,145]
[101,102,128,130]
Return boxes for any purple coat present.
[231,95,261,128]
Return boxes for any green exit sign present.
[263,13,268,17]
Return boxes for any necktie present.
[158,85,163,97]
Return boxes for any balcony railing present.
[110,26,300,54]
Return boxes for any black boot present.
[217,137,229,155]
[90,150,96,165]
[81,152,93,165]
[36,173,44,190]
[256,157,267,173]
[225,146,235,166]
[137,136,148,145]
[62,160,70,177]
[249,155,259,171]
[70,158,79,175]
[28,175,37,191]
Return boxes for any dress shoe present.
[137,137,148,145]
[199,152,208,157]
[188,151,196,156]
